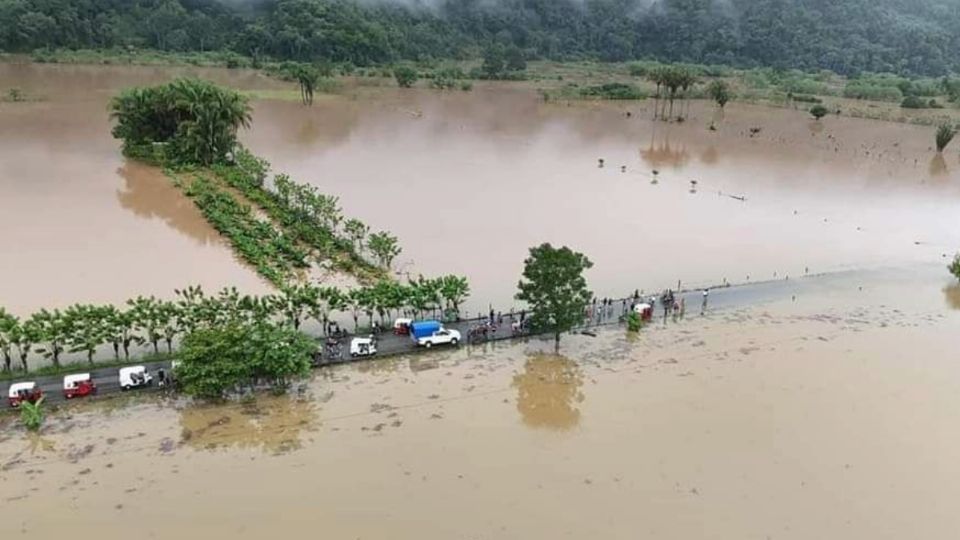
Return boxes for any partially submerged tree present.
[949,253,960,281]
[367,231,401,270]
[174,320,314,399]
[294,65,321,105]
[707,80,732,115]
[515,243,593,348]
[810,104,829,120]
[935,123,956,153]
[110,78,251,165]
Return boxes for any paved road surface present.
[0,275,829,410]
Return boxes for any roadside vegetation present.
[0,278,469,378]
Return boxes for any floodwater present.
[2,265,959,538]
[0,63,285,315]
[2,62,959,318]
[244,85,960,311]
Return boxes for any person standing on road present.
[701,289,709,314]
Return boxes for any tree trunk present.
[113,342,120,360]
[88,350,95,364]
[152,339,159,355]
[165,339,173,354]
[554,332,561,352]
[123,341,130,360]
[2,352,9,372]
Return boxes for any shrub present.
[810,104,829,120]
[580,83,646,100]
[949,253,960,282]
[843,81,903,101]
[792,94,822,103]
[20,397,44,431]
[393,66,418,88]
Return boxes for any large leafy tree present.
[174,320,314,399]
[515,243,593,348]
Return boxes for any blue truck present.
[409,320,461,348]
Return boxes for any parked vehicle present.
[119,366,152,391]
[8,382,42,408]
[633,302,653,321]
[63,373,97,399]
[410,320,461,348]
[393,318,413,335]
[350,336,378,358]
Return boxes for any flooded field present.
[2,265,959,538]
[1,63,959,316]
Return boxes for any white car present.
[416,328,461,348]
[119,366,153,391]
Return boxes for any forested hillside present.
[2,0,959,76]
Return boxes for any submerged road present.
[0,272,848,410]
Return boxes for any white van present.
[119,366,153,391]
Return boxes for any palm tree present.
[707,80,731,116]
[647,67,667,120]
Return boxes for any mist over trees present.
[2,0,959,76]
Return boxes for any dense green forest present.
[2,0,959,76]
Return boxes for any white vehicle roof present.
[394,318,413,326]
[351,337,374,345]
[63,373,92,388]
[634,303,652,311]
[119,366,147,376]
[9,382,36,396]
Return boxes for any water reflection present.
[116,161,219,245]
[944,283,960,310]
[640,135,691,170]
[512,354,584,430]
[179,394,317,454]
[700,145,720,165]
[929,154,948,177]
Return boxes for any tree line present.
[3,0,960,76]
[0,276,470,373]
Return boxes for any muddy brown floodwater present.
[2,63,959,319]
[0,63,287,315]
[1,265,959,538]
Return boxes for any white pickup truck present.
[416,328,461,348]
